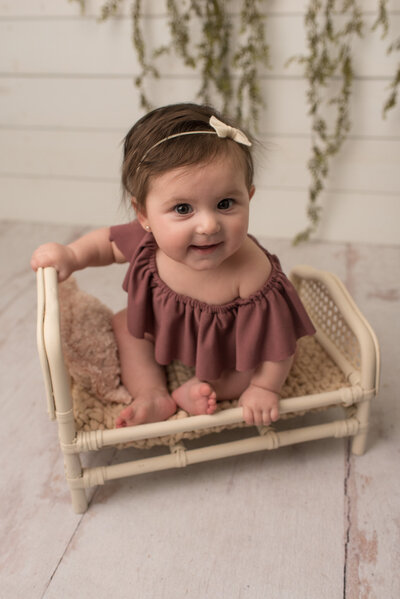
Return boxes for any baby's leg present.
[172,370,252,416]
[112,310,177,427]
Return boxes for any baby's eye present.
[217,198,234,210]
[174,203,193,215]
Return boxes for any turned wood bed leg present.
[70,481,88,513]
[57,409,88,513]
[351,400,370,456]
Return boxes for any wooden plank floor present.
[0,220,399,599]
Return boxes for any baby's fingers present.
[30,243,74,281]
[242,405,255,426]
[30,248,53,270]
[270,405,280,423]
[262,410,273,426]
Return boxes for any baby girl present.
[31,103,315,428]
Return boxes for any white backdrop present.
[0,0,399,244]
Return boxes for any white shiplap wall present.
[0,0,399,244]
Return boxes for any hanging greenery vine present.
[70,0,398,242]
[73,0,270,128]
[287,0,364,243]
[373,0,400,118]
[287,0,399,243]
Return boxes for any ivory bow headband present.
[138,115,252,168]
[209,116,252,145]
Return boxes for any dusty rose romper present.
[110,221,316,381]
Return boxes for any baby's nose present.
[197,212,220,235]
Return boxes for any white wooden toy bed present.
[36,265,380,513]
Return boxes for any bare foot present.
[239,384,280,426]
[115,390,177,428]
[172,378,217,416]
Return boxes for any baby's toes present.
[115,405,134,428]
[115,415,127,428]
[208,392,217,406]
[206,398,217,415]
[199,383,213,398]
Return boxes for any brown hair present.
[121,103,255,213]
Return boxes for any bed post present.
[351,320,380,456]
[351,400,370,456]
[39,268,88,513]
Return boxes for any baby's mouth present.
[189,242,222,254]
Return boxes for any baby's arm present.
[30,227,126,281]
[239,355,294,426]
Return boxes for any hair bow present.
[209,116,252,146]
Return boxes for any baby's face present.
[138,155,255,272]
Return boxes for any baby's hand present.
[239,384,280,427]
[30,242,78,282]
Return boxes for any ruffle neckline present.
[144,233,287,313]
